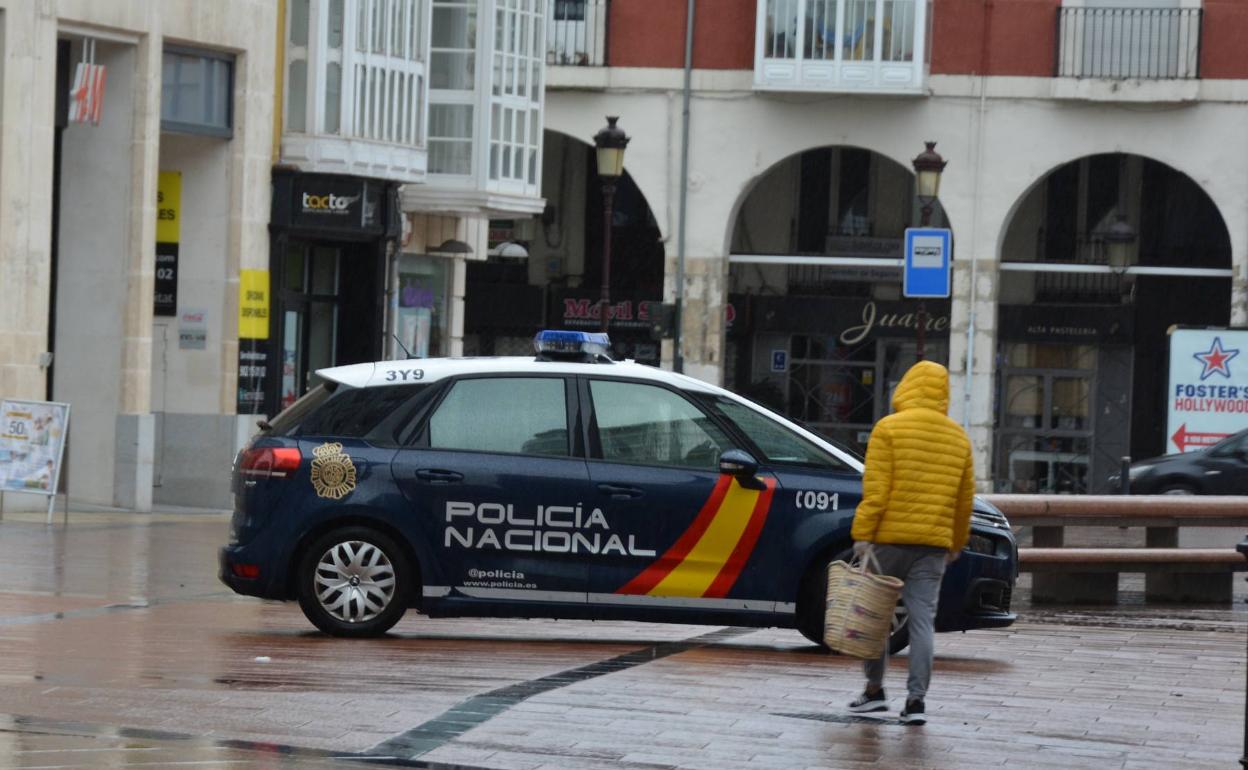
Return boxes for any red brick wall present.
[931,0,1061,77]
[607,0,755,69]
[1201,1,1248,79]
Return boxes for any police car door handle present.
[415,469,464,484]
[597,483,643,500]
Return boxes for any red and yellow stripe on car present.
[617,475,776,599]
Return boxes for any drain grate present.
[773,711,905,726]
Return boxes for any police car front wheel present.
[296,527,412,637]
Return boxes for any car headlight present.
[1128,465,1151,479]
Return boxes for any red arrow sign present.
[1171,423,1229,452]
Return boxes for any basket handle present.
[852,545,883,575]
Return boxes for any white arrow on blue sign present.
[903,227,953,299]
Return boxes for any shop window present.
[396,255,450,358]
[161,48,233,137]
[429,377,569,456]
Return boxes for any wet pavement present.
[0,510,1244,769]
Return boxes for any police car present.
[220,331,1016,651]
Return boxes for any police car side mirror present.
[719,449,765,489]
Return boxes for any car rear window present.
[295,384,429,439]
[266,383,338,436]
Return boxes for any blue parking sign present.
[770,350,787,373]
[903,228,952,299]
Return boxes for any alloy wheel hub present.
[313,540,396,624]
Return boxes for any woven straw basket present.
[822,550,904,659]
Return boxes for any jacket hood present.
[892,360,950,414]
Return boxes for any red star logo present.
[1193,336,1238,380]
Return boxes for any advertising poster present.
[155,171,180,316]
[0,400,70,495]
[236,269,271,414]
[1166,328,1248,453]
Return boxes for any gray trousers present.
[863,544,947,700]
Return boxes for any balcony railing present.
[1056,7,1201,80]
[755,0,927,93]
[547,0,609,66]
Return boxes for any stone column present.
[0,4,58,405]
[947,255,999,491]
[666,254,729,386]
[114,25,163,512]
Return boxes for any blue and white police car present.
[220,331,1016,651]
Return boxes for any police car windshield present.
[704,396,854,471]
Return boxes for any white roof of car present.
[316,356,865,473]
[318,356,723,393]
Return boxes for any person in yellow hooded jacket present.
[846,360,974,725]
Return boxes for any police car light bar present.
[534,330,612,362]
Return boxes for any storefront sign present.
[178,308,207,350]
[999,304,1134,344]
[236,342,268,415]
[238,270,270,340]
[734,295,951,343]
[0,400,69,501]
[154,171,181,316]
[562,297,663,330]
[288,175,381,231]
[1166,328,1248,453]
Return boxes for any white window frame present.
[753,0,928,93]
[282,0,430,182]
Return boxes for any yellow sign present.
[310,442,357,500]
[156,171,181,243]
[238,269,270,340]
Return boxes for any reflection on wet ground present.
[0,511,1242,769]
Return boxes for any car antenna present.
[392,334,416,360]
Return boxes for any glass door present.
[279,241,342,409]
[994,343,1096,493]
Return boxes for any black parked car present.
[1113,429,1248,494]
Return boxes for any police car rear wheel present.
[297,527,411,637]
[797,550,910,654]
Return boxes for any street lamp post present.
[593,116,630,334]
[1238,534,1248,768]
[911,141,947,361]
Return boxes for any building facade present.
[269,0,549,420]
[0,0,277,511]
[508,0,1248,492]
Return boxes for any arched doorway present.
[464,130,665,364]
[994,153,1232,493]
[726,145,952,456]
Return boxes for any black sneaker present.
[848,688,887,713]
[900,698,926,725]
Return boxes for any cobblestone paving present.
[0,512,1242,769]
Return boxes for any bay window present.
[283,0,429,181]
[755,0,927,93]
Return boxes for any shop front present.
[245,170,400,416]
[993,303,1134,494]
[727,293,950,456]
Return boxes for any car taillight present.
[239,447,302,479]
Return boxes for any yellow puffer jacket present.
[850,360,974,552]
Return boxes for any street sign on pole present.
[903,228,952,299]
